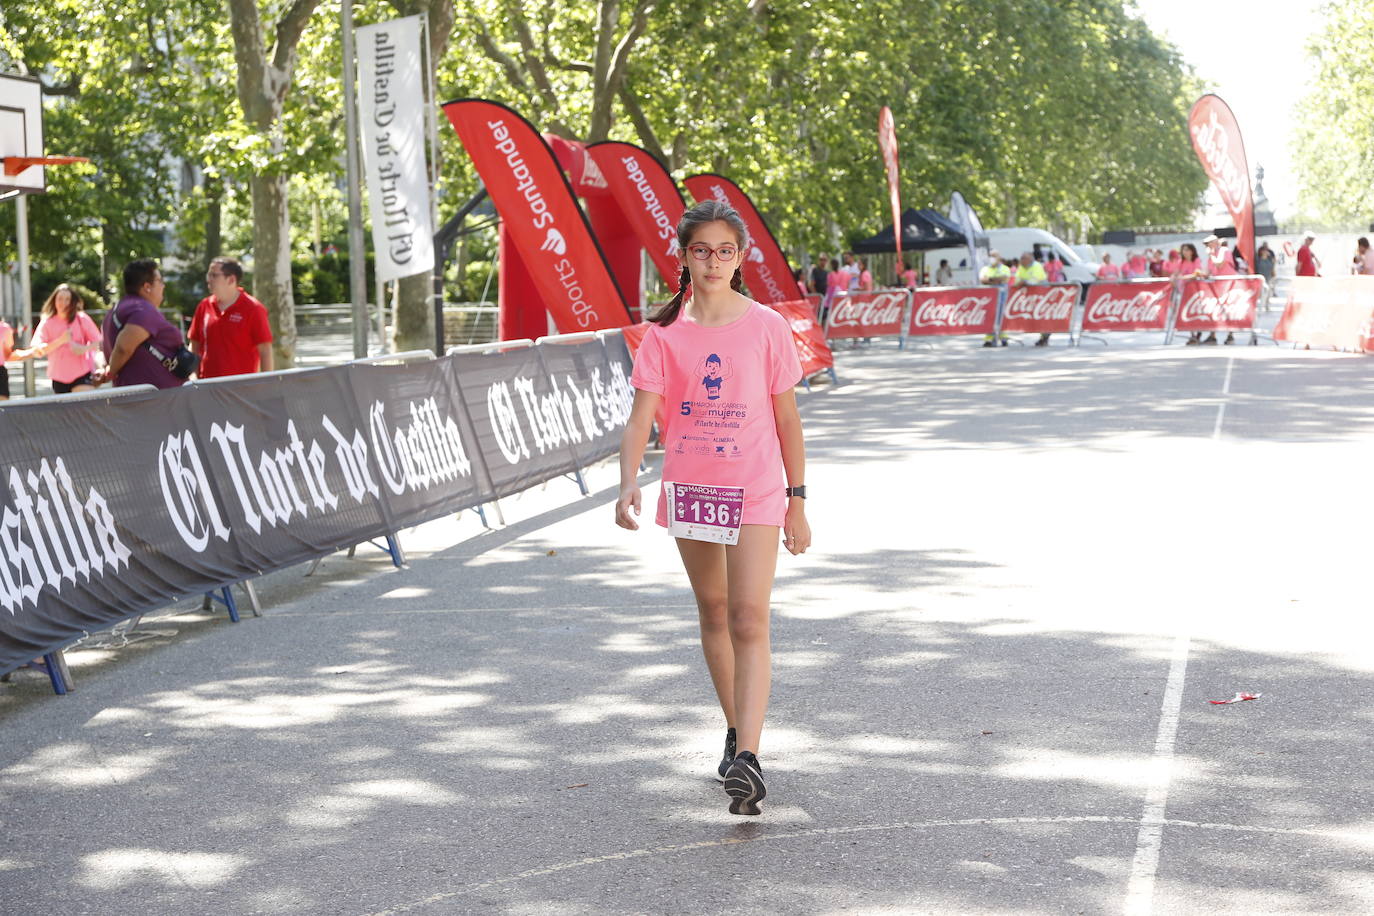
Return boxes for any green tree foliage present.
[1293,0,1374,226]
[3,0,1207,332]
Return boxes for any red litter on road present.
[1209,693,1262,705]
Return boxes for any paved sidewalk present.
[2,339,1372,915]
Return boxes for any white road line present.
[1212,356,1235,440]
[359,808,1367,914]
[1123,634,1192,916]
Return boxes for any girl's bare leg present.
[725,524,779,755]
[675,537,734,727]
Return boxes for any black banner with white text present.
[0,338,634,674]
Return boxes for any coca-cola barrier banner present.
[827,289,911,339]
[1001,283,1081,334]
[1081,280,1173,332]
[443,98,634,332]
[1274,276,1374,351]
[0,339,635,676]
[769,301,835,376]
[587,141,688,288]
[907,286,999,336]
[683,174,796,304]
[1174,277,1262,332]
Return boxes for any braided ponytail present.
[650,266,692,327]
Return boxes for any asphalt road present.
[2,332,1372,915]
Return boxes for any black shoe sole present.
[715,757,731,782]
[724,759,766,815]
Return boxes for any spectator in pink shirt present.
[1044,253,1065,283]
[856,258,874,292]
[9,283,103,393]
[1096,253,1121,280]
[0,318,13,400]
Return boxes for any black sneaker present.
[724,750,766,815]
[715,728,737,781]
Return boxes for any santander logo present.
[831,291,906,330]
[911,294,992,328]
[1005,285,1076,320]
[540,228,567,255]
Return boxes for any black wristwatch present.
[785,486,807,499]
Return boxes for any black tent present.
[852,207,969,253]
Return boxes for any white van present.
[928,227,1100,285]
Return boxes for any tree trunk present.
[204,173,223,268]
[393,270,435,353]
[251,172,298,368]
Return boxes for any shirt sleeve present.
[769,312,804,395]
[629,325,665,394]
[127,299,175,341]
[188,299,207,344]
[252,304,273,345]
[31,316,53,347]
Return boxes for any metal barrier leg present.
[571,468,590,496]
[347,545,357,559]
[203,586,241,622]
[42,651,71,695]
[304,557,324,577]
[241,580,263,617]
[384,534,407,569]
[220,587,240,623]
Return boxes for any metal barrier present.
[0,383,158,408]
[5,328,639,694]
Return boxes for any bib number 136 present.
[666,482,744,545]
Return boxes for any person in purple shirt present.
[97,259,186,389]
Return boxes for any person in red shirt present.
[189,256,274,378]
[1296,231,1321,277]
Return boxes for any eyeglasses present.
[686,243,740,262]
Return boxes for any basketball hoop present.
[3,155,89,177]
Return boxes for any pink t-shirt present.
[33,311,100,384]
[901,269,919,289]
[1097,262,1121,280]
[631,301,803,529]
[1208,250,1237,276]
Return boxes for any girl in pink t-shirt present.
[618,200,809,816]
[10,284,102,393]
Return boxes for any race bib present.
[666,482,744,545]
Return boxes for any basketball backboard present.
[0,73,45,195]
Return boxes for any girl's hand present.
[783,503,810,555]
[616,486,642,530]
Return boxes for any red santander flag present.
[769,300,834,376]
[586,141,688,287]
[1188,94,1255,270]
[877,106,903,261]
[683,173,795,304]
[442,98,633,332]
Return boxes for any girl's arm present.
[773,388,810,555]
[616,388,662,530]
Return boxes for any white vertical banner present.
[356,15,435,283]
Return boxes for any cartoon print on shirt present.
[695,353,734,400]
